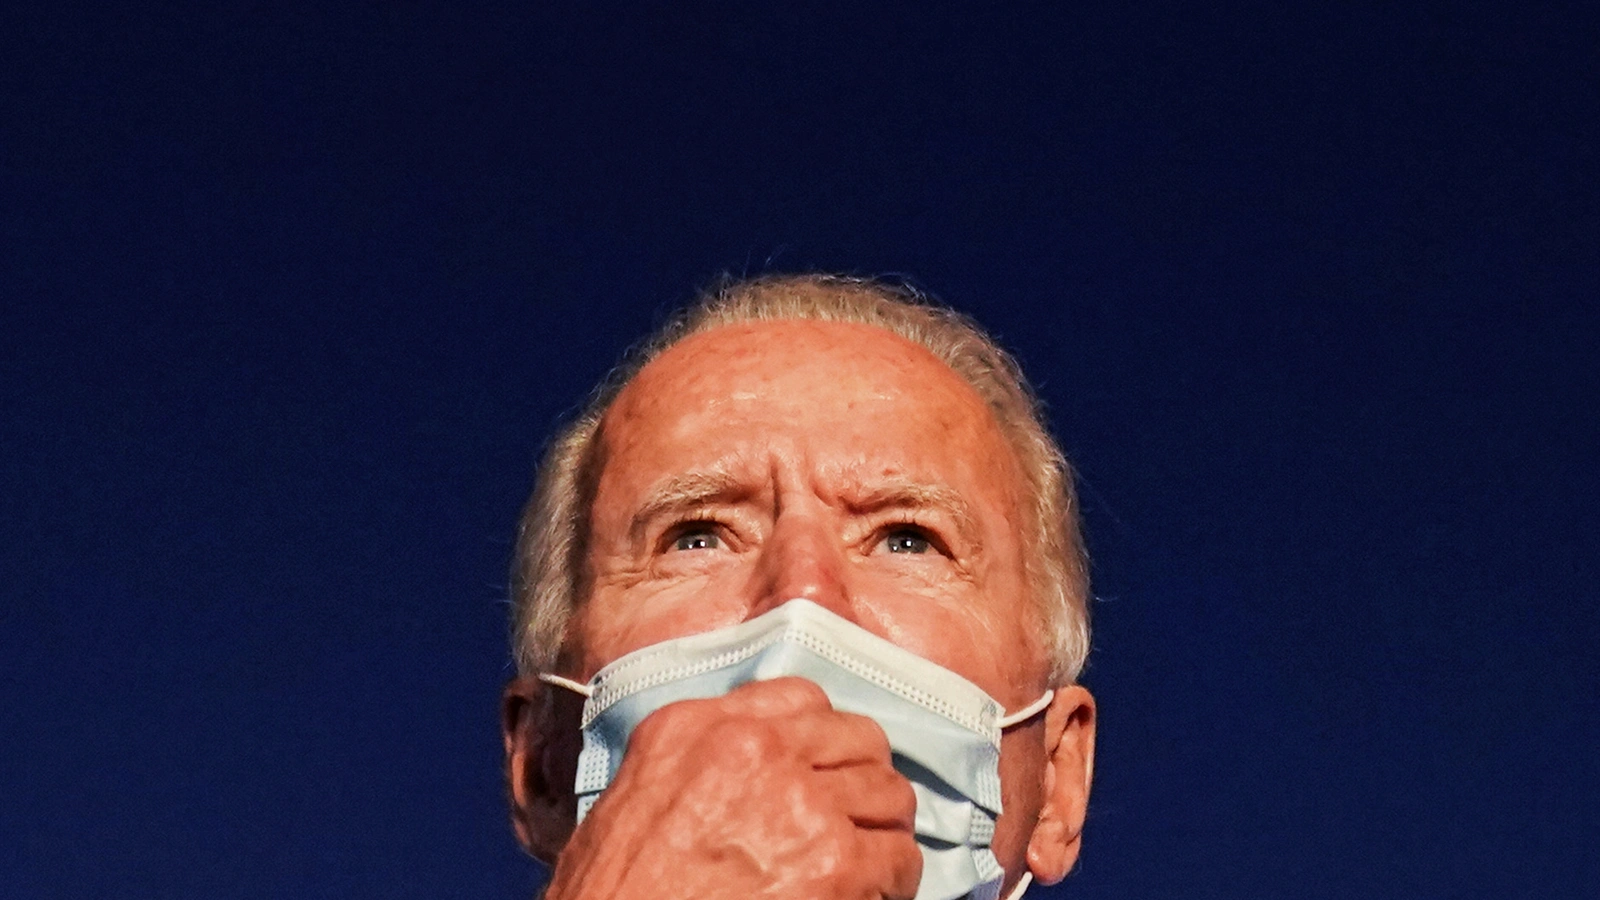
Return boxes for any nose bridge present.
[747,494,853,620]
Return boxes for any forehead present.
[599,319,1017,475]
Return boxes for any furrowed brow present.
[627,469,750,541]
[845,478,981,547]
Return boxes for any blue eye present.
[883,529,931,554]
[672,529,721,551]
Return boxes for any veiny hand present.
[542,677,922,900]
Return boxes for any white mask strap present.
[537,672,593,697]
[997,690,1053,729]
[993,695,1046,900]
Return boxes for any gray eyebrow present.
[841,476,982,549]
[627,467,751,541]
[626,467,983,551]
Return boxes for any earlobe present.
[1025,685,1097,886]
[502,676,584,864]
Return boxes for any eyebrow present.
[626,468,983,551]
[627,467,753,542]
[841,476,982,550]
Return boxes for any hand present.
[543,677,923,900]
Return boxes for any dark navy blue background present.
[4,3,1596,898]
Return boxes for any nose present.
[745,506,855,622]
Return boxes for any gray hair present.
[510,274,1090,684]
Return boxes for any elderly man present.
[501,275,1096,900]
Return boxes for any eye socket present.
[879,526,934,555]
[668,523,722,552]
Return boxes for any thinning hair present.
[510,274,1091,684]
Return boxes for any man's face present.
[569,318,1057,875]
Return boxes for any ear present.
[1025,684,1097,885]
[501,676,584,864]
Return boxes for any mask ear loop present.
[997,690,1053,729]
[537,673,593,697]
[994,692,1051,900]
[1003,871,1034,900]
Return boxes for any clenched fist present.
[543,677,923,900]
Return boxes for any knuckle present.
[629,697,706,747]
[769,675,831,704]
[737,675,832,712]
[898,831,925,887]
[705,716,780,766]
[851,712,893,757]
[894,776,919,824]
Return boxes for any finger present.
[821,762,918,831]
[717,676,834,717]
[793,709,895,769]
[854,826,924,900]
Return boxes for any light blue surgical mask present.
[540,598,1051,900]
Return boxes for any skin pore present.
[505,319,1095,898]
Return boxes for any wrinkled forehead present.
[608,319,988,428]
[585,319,1033,546]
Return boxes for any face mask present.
[540,599,1052,900]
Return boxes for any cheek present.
[855,591,1018,698]
[854,543,1041,700]
[972,526,1049,689]
[575,568,754,675]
